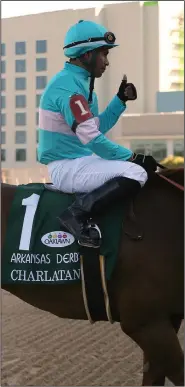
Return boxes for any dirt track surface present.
[2,290,184,386]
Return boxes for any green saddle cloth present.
[2,183,125,285]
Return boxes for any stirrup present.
[78,240,101,249]
[87,220,102,238]
[78,221,102,249]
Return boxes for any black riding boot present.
[58,176,141,248]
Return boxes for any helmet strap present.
[88,76,95,104]
[79,50,98,104]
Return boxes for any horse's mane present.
[158,167,184,187]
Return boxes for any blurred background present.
[1,0,184,185]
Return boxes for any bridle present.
[157,163,184,192]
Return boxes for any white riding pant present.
[48,155,148,194]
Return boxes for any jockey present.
[37,20,157,249]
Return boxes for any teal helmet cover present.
[63,20,118,58]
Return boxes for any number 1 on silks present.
[19,193,40,251]
[69,94,93,123]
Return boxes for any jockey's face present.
[85,47,110,78]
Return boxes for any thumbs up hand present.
[117,74,137,103]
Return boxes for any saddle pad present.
[2,183,125,285]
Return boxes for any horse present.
[1,167,184,386]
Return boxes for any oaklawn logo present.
[41,231,75,248]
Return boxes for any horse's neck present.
[138,171,183,212]
[159,168,184,187]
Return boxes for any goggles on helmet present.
[63,32,116,50]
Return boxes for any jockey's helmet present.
[63,20,118,58]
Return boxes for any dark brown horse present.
[1,167,184,386]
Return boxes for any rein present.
[157,163,184,192]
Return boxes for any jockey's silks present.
[37,62,132,164]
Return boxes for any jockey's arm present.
[60,92,133,161]
[93,93,127,135]
[79,130,133,160]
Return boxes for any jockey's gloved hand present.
[117,75,137,103]
[132,153,158,173]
